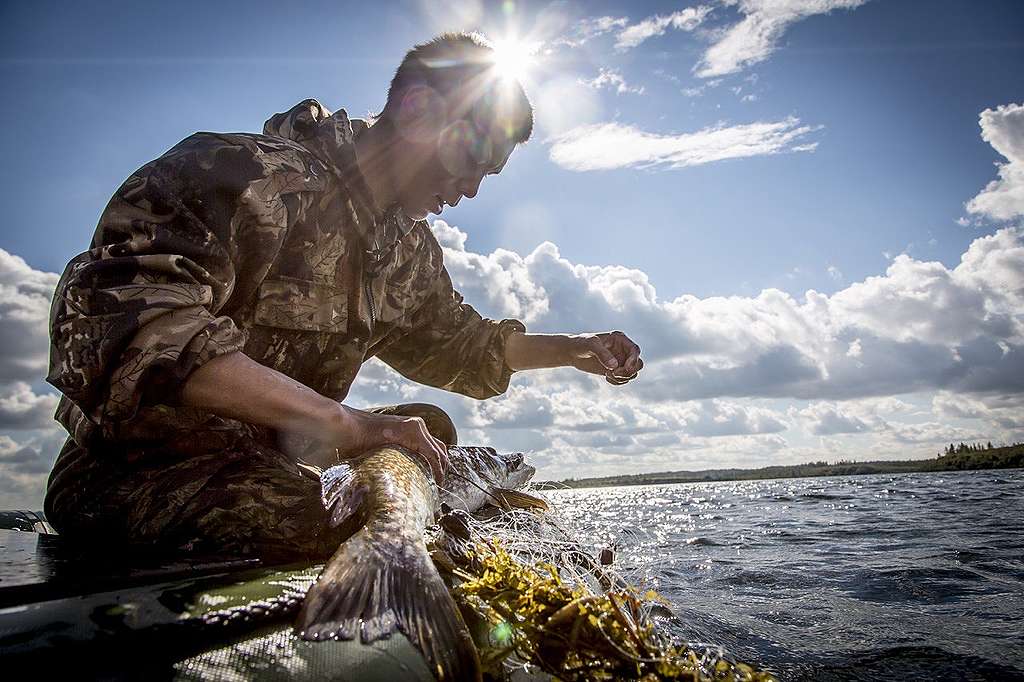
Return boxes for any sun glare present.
[491,38,537,81]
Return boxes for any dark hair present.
[375,31,534,144]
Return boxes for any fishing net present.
[429,489,777,681]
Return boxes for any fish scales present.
[297,445,542,681]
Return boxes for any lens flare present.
[490,38,537,81]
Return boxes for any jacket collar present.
[262,99,416,251]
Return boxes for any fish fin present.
[320,462,368,527]
[493,488,550,511]
[296,525,482,682]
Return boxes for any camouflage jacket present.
[46,98,526,450]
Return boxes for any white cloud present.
[0,427,67,508]
[349,219,1024,480]
[548,117,819,172]
[931,392,989,419]
[0,382,59,430]
[3,207,1022,501]
[579,68,645,95]
[671,399,787,437]
[696,0,870,78]
[795,402,872,435]
[0,249,60,384]
[429,220,1024,404]
[965,102,1024,221]
[553,16,629,48]
[932,391,1024,431]
[0,250,68,508]
[614,6,713,51]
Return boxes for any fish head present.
[497,451,536,490]
[441,447,537,512]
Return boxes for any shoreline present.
[535,444,1024,490]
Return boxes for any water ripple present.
[547,469,1024,680]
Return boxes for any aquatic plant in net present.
[432,505,776,681]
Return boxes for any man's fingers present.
[608,332,642,376]
[393,418,445,484]
[407,438,444,484]
[589,338,619,371]
[416,423,447,484]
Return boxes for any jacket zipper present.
[364,278,376,333]
[364,241,380,336]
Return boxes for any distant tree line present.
[938,441,1017,457]
[542,442,1024,490]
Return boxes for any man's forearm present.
[179,351,339,438]
[504,332,574,371]
[179,351,450,477]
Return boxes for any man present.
[44,32,643,561]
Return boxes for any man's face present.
[391,83,518,221]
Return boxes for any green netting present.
[174,623,436,682]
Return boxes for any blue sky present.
[1,0,1023,505]
[3,0,1020,293]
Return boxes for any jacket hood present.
[263,99,384,224]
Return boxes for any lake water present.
[545,469,1024,681]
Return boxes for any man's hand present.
[504,331,644,385]
[323,404,449,483]
[564,331,644,385]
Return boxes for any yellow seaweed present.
[443,538,777,682]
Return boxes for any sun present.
[490,38,537,81]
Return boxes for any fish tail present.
[295,524,481,682]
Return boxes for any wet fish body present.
[296,445,540,681]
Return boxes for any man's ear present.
[394,84,448,143]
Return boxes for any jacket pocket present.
[253,277,348,334]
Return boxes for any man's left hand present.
[566,331,644,385]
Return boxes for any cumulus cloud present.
[0,428,67,508]
[579,68,645,95]
[614,6,713,50]
[343,219,1024,480]
[932,391,1024,431]
[0,250,66,508]
[0,382,59,430]
[795,402,872,435]
[0,249,60,384]
[670,399,787,437]
[696,0,869,78]
[553,8,710,52]
[548,117,819,172]
[965,102,1024,221]
[552,16,630,48]
[431,220,1024,403]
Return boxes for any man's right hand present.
[323,404,449,484]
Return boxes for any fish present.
[439,446,548,513]
[295,445,543,681]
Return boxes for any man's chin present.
[404,206,430,221]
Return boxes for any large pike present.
[295,445,544,681]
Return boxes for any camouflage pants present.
[44,404,457,563]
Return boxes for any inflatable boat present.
[0,511,447,680]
